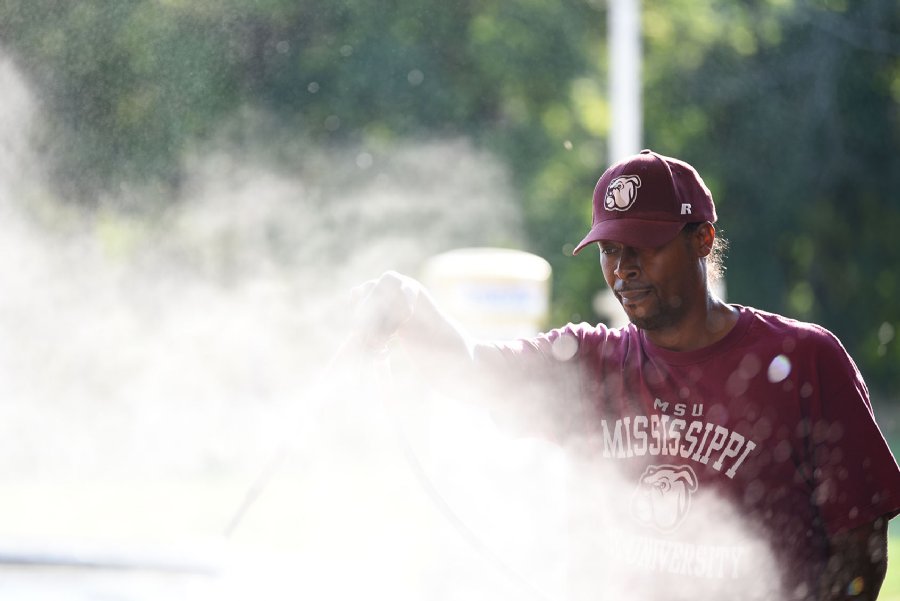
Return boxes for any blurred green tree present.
[0,0,897,400]
[641,0,900,400]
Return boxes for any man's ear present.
[695,222,715,258]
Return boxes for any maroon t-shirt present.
[492,305,900,599]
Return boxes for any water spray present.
[223,330,556,601]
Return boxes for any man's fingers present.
[351,271,420,350]
[349,280,376,307]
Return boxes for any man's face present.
[598,231,703,330]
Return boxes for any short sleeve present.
[804,329,900,535]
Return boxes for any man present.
[354,149,900,599]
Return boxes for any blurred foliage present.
[0,0,898,400]
[641,0,900,400]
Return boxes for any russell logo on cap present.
[605,175,642,211]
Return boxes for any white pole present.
[597,0,643,327]
[608,0,642,162]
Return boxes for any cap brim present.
[572,219,684,255]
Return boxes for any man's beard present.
[625,293,686,331]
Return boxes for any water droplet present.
[773,439,791,463]
[355,152,373,169]
[307,82,320,94]
[324,115,341,131]
[782,336,796,352]
[739,353,761,378]
[766,354,791,383]
[339,44,353,57]
[407,69,424,86]
[878,321,895,345]
[846,577,865,595]
[551,333,578,361]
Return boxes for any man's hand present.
[819,518,889,600]
[351,271,422,351]
[350,270,509,402]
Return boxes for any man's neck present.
[643,296,739,352]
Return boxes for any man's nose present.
[613,247,640,280]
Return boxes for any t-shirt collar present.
[638,305,753,366]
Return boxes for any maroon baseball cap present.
[572,149,717,254]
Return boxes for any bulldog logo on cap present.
[605,175,641,211]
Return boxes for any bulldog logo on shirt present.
[605,175,641,211]
[631,464,698,532]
